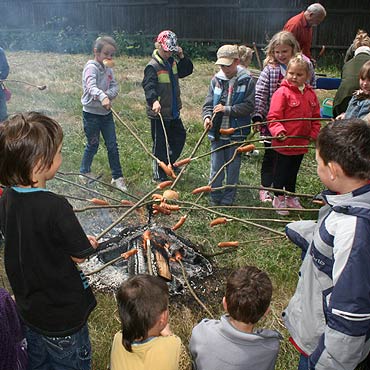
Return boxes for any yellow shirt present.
[110,331,181,370]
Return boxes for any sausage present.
[157,180,173,189]
[236,144,256,153]
[160,202,180,211]
[143,230,151,242]
[172,215,187,230]
[158,161,173,177]
[210,217,227,227]
[167,164,177,179]
[121,248,138,259]
[174,250,182,261]
[218,241,239,248]
[173,158,191,167]
[192,185,212,194]
[219,128,235,135]
[121,199,135,206]
[152,193,164,201]
[90,198,110,205]
[152,204,171,215]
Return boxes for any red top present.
[283,11,313,58]
[267,79,321,155]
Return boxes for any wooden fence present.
[1,0,370,50]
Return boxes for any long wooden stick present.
[252,42,263,71]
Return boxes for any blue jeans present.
[80,111,123,179]
[0,89,7,122]
[209,139,242,205]
[25,323,91,370]
[298,354,309,370]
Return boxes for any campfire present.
[80,222,212,294]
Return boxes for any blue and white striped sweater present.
[284,184,370,370]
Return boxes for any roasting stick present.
[253,42,263,71]
[158,112,172,169]
[177,258,214,318]
[111,109,174,178]
[0,78,47,90]
[96,181,173,241]
[58,171,139,200]
[171,126,209,189]
[54,176,122,204]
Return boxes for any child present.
[142,30,193,182]
[336,60,370,120]
[252,31,316,203]
[267,55,321,215]
[238,45,254,71]
[283,119,370,370]
[0,47,10,122]
[203,44,255,206]
[80,35,127,191]
[190,266,282,370]
[0,112,99,370]
[110,274,181,370]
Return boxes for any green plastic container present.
[322,98,334,117]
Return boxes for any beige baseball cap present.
[215,45,239,66]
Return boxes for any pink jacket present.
[267,79,321,155]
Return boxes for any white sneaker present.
[111,177,127,192]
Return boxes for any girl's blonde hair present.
[287,54,310,74]
[238,45,254,68]
[263,31,300,66]
[93,36,117,53]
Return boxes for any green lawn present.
[1,51,338,370]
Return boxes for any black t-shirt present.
[0,187,97,336]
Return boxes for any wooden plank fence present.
[1,0,370,51]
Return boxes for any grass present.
[1,51,338,370]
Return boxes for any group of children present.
[2,29,370,370]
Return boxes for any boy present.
[0,112,98,370]
[189,266,282,370]
[110,274,181,370]
[283,119,370,370]
[203,44,255,205]
[142,30,193,182]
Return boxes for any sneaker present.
[111,177,128,192]
[286,196,303,209]
[272,195,290,216]
[79,172,98,185]
[259,190,272,202]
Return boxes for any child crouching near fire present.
[267,54,321,215]
[110,274,182,370]
[189,266,282,370]
[0,112,99,370]
[283,119,370,370]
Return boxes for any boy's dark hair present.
[0,112,63,186]
[116,274,169,352]
[94,36,117,52]
[225,266,272,324]
[317,119,370,179]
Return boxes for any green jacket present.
[333,52,370,116]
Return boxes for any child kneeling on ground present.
[110,274,182,370]
[190,266,282,370]
[284,119,370,370]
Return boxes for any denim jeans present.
[209,139,242,205]
[298,354,309,370]
[25,323,91,370]
[80,111,123,179]
[0,90,7,122]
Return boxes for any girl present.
[252,31,316,202]
[238,45,254,70]
[336,60,370,120]
[267,55,321,215]
[80,36,127,191]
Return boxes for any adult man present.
[283,3,326,61]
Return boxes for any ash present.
[77,208,212,294]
